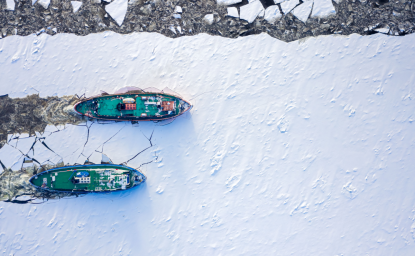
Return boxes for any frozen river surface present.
[0,32,415,255]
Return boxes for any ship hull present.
[29,164,146,193]
[74,92,192,121]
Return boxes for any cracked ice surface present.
[1,32,415,254]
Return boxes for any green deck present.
[75,93,185,121]
[30,165,145,192]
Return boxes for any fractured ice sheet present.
[13,136,36,154]
[240,0,265,23]
[292,0,313,23]
[106,0,129,26]
[311,0,335,17]
[71,1,82,13]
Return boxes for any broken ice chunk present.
[174,6,182,13]
[375,26,390,33]
[71,1,82,13]
[6,0,15,11]
[0,144,23,171]
[173,13,181,19]
[217,0,243,5]
[240,0,265,23]
[37,0,50,9]
[280,0,299,14]
[227,7,239,18]
[106,0,129,26]
[264,5,281,23]
[176,26,182,34]
[292,0,313,23]
[203,14,215,25]
[311,0,335,17]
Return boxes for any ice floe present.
[105,0,129,26]
[217,0,243,5]
[5,0,15,11]
[37,0,50,9]
[203,14,215,25]
[71,1,82,13]
[292,0,313,22]
[240,0,264,23]
[280,0,299,14]
[174,6,182,13]
[264,5,281,23]
[227,7,239,18]
[311,0,336,17]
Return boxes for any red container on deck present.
[125,104,136,110]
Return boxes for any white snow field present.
[1,32,415,255]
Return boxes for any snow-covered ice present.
[71,1,82,13]
[105,0,129,26]
[227,7,239,18]
[1,31,415,255]
[240,0,265,23]
[292,0,313,23]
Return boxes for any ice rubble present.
[1,31,415,255]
